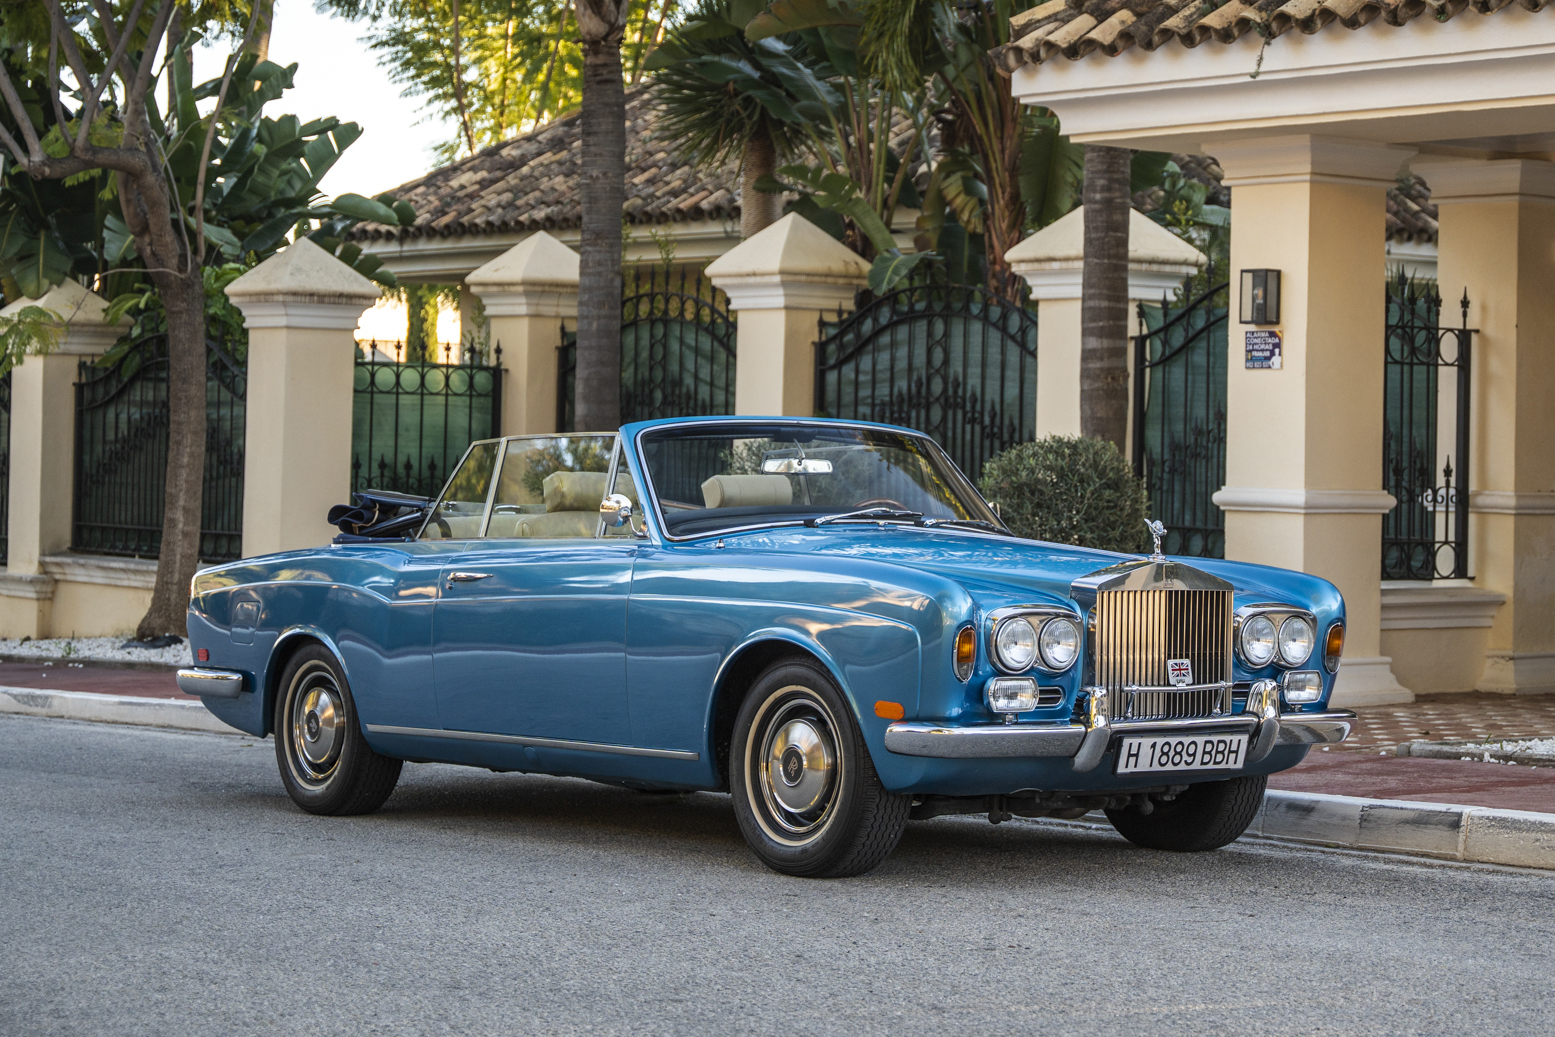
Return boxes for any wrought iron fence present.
[74,333,247,561]
[814,275,1038,484]
[558,266,737,431]
[1131,283,1230,558]
[352,344,502,498]
[1383,277,1473,580]
[0,374,9,565]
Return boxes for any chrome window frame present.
[1233,602,1319,669]
[985,605,1085,675]
[629,417,1004,544]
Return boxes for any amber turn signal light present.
[954,625,976,682]
[874,700,905,720]
[1324,622,1345,673]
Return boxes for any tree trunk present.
[574,34,625,432]
[246,0,275,62]
[137,269,208,638]
[740,123,781,239]
[405,284,436,362]
[1080,145,1131,451]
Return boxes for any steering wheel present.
[853,497,910,511]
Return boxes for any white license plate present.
[1116,733,1249,774]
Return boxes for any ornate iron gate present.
[1131,283,1230,558]
[1382,277,1473,580]
[74,334,247,561]
[558,266,737,431]
[813,278,1038,483]
[352,347,503,497]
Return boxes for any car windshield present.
[637,422,1000,538]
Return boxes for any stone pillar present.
[0,280,127,636]
[466,232,579,435]
[1006,206,1205,450]
[707,213,871,416]
[1425,159,1555,694]
[1210,136,1415,707]
[226,238,381,557]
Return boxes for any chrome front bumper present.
[883,680,1354,771]
[176,668,245,698]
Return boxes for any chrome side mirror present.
[600,493,634,527]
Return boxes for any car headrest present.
[544,470,609,513]
[701,474,793,509]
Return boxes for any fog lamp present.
[985,676,1039,714]
[1280,670,1323,705]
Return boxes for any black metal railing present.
[351,343,503,498]
[73,333,247,561]
[814,275,1038,484]
[558,266,737,431]
[1383,277,1474,580]
[1131,282,1229,558]
[0,373,10,565]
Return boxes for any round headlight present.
[993,617,1038,671]
[1278,615,1315,667]
[1038,617,1080,671]
[1240,614,1278,667]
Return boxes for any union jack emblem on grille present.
[1167,658,1193,687]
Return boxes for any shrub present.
[979,436,1150,553]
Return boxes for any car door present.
[430,435,634,745]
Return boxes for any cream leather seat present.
[700,474,793,508]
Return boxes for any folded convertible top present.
[328,490,432,542]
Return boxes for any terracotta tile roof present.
[1131,154,1438,242]
[993,0,1549,72]
[351,88,739,242]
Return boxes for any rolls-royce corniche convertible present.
[182,417,1354,877]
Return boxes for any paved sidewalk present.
[0,661,189,699]
[1268,750,1555,813]
[1342,693,1555,750]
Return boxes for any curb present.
[0,652,183,672]
[5,689,1554,872]
[0,686,233,735]
[1396,739,1555,769]
[1253,789,1555,871]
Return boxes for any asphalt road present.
[3,715,1553,1037]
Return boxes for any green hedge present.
[979,436,1150,553]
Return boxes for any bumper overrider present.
[883,679,1353,771]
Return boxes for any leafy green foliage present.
[979,436,1150,554]
[0,305,65,378]
[98,262,256,378]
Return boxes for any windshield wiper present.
[807,507,924,527]
[916,517,1014,536]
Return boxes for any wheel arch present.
[707,633,856,791]
[262,626,347,737]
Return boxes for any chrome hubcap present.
[753,691,840,839]
[290,670,344,781]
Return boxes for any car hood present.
[705,525,1339,610]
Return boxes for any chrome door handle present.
[447,571,494,584]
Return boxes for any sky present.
[192,1,457,199]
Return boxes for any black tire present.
[273,644,402,816]
[1104,774,1267,852]
[729,659,909,878]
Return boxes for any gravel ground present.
[0,636,191,667]
[4,714,1554,1037]
[1458,737,1555,758]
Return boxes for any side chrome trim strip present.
[175,668,245,698]
[364,724,700,761]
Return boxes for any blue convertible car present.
[183,417,1354,877]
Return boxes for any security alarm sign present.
[1245,329,1283,369]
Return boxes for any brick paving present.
[1270,752,1555,813]
[0,661,189,700]
[1341,693,1555,751]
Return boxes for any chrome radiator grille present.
[1095,588,1234,720]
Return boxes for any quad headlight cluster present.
[1235,605,1330,706]
[991,612,1081,674]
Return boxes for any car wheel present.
[1104,774,1266,852]
[274,644,402,816]
[730,659,909,878]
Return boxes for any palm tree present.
[1080,144,1132,450]
[648,0,820,238]
[574,0,632,431]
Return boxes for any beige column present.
[226,238,381,557]
[0,280,127,636]
[1006,206,1205,450]
[707,213,871,416]
[466,232,579,435]
[1424,159,1555,694]
[1210,136,1415,707]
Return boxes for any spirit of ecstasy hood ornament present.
[1146,519,1167,562]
